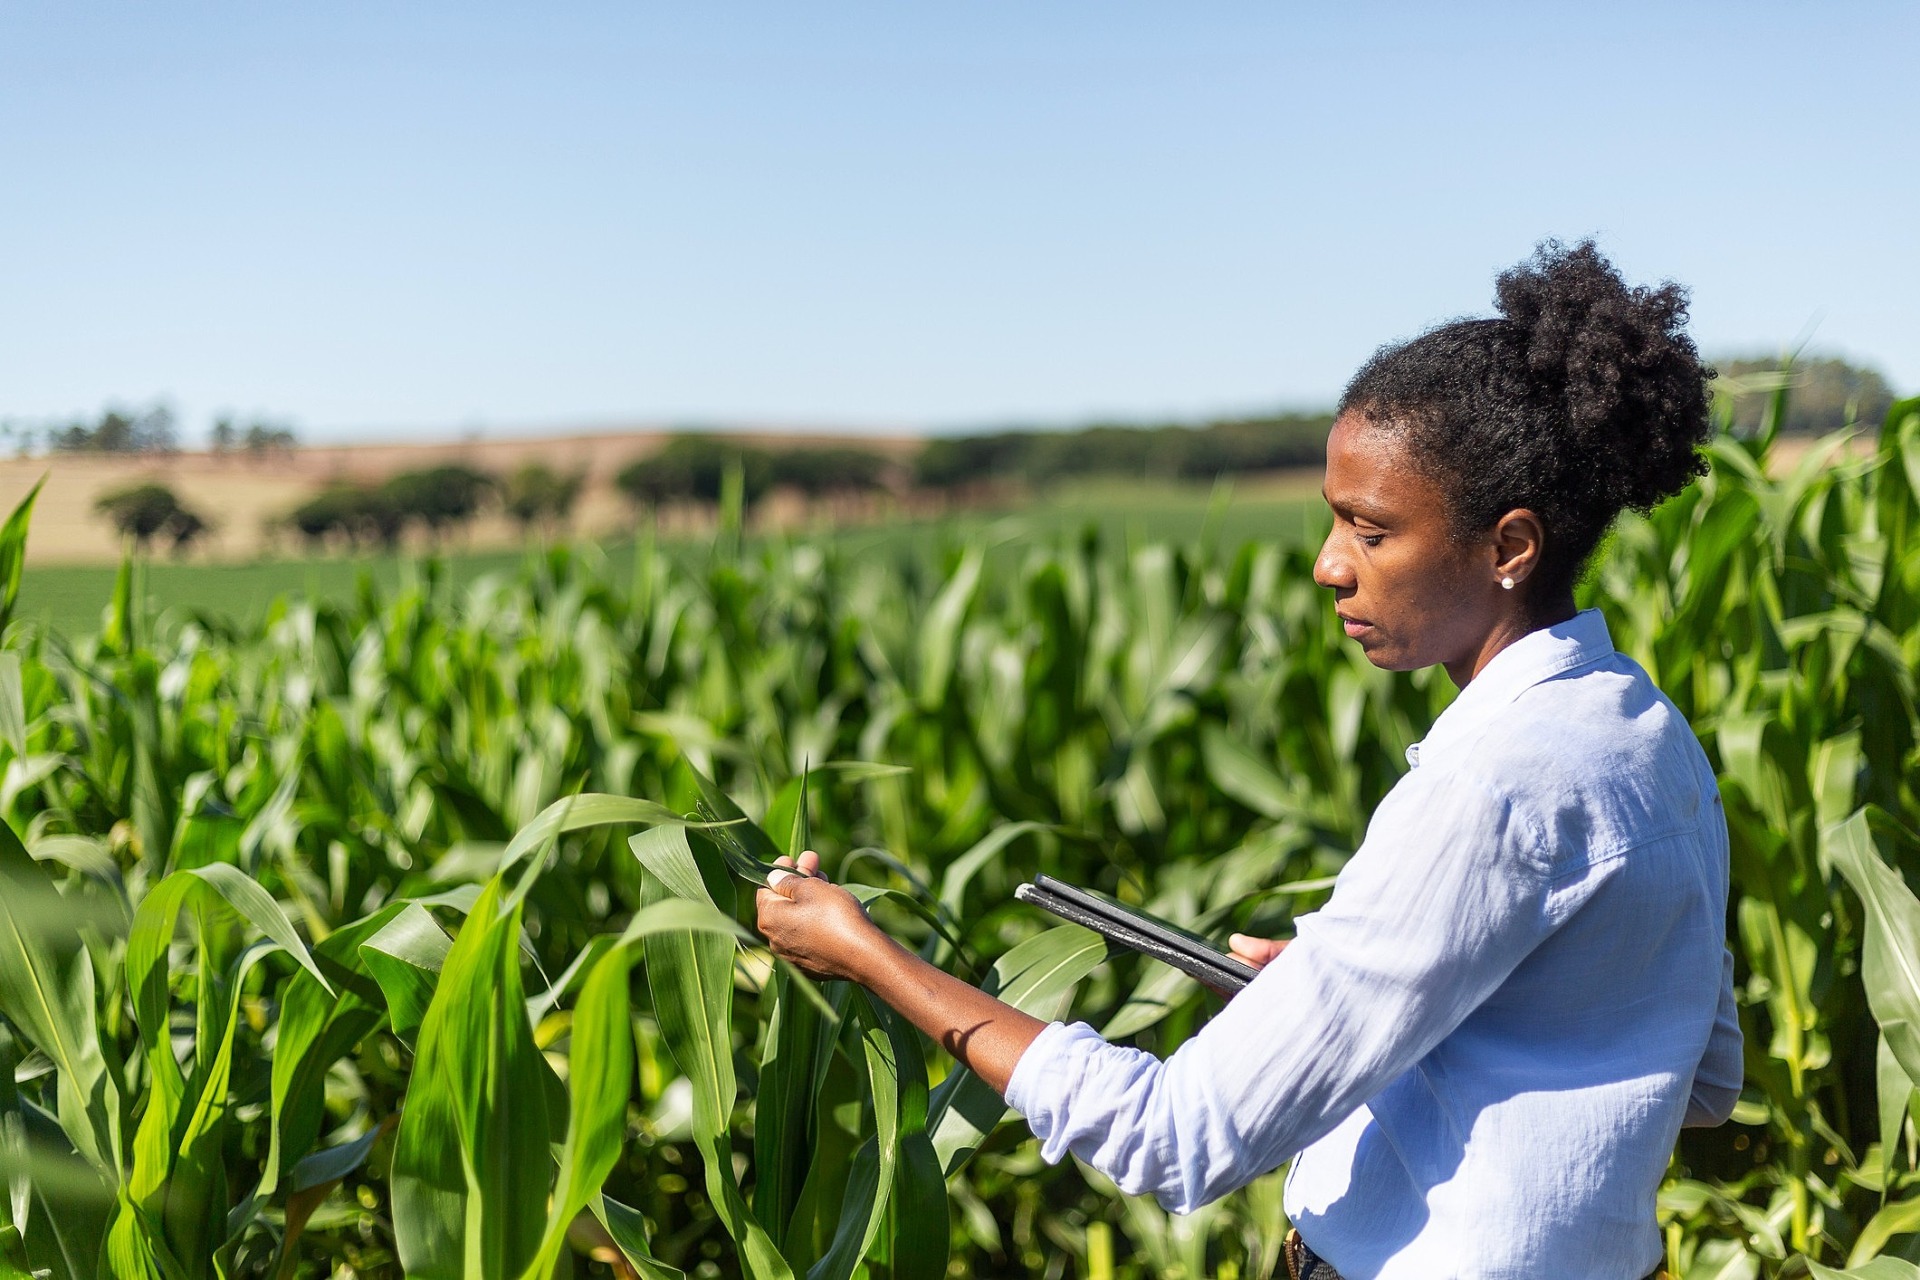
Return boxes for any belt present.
[1281,1230,1668,1280]
[1283,1230,1343,1280]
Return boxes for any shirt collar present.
[1403,608,1617,769]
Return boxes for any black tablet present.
[1015,873,1260,993]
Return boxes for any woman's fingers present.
[1228,933,1289,967]
[766,851,826,894]
[753,865,881,985]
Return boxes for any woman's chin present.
[1352,637,1421,672]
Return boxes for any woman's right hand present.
[1228,933,1289,968]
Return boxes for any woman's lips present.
[1339,615,1373,639]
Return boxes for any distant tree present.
[1717,356,1896,435]
[210,417,237,454]
[503,462,587,532]
[615,435,772,509]
[166,509,211,556]
[94,482,208,552]
[769,447,891,496]
[287,486,405,552]
[914,433,1033,489]
[381,465,496,536]
[54,404,178,454]
[360,491,408,550]
[242,420,298,456]
[289,488,357,551]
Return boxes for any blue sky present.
[1,3,1913,442]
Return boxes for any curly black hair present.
[1338,240,1714,602]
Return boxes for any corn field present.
[1,385,1918,1280]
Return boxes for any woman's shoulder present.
[1438,655,1720,870]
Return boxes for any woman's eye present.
[1358,532,1384,548]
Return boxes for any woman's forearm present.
[755,854,1050,1096]
[853,933,1048,1095]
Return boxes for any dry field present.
[0,427,924,565]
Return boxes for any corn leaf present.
[1810,1260,1920,1280]
[590,1194,689,1280]
[0,820,115,1176]
[635,833,794,1279]
[390,878,551,1280]
[1828,810,1920,1084]
[928,923,1105,1176]
[361,901,455,1049]
[0,476,43,642]
[522,942,635,1279]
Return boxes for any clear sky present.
[2,3,1914,442]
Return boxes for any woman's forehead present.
[1323,415,1434,513]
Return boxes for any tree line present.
[2,404,299,456]
[84,353,1903,554]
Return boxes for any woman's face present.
[1313,413,1514,686]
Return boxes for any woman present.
[756,241,1741,1280]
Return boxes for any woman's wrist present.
[846,926,916,990]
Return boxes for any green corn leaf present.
[807,1004,900,1280]
[0,1030,24,1239]
[1810,1258,1920,1280]
[1847,1195,1920,1270]
[928,923,1105,1176]
[360,903,454,1049]
[935,821,1054,919]
[270,1117,398,1277]
[525,933,617,1024]
[874,1001,948,1280]
[1828,809,1920,1084]
[762,772,807,861]
[1877,1035,1920,1194]
[120,863,329,1273]
[0,476,43,642]
[754,965,830,1252]
[1198,723,1293,820]
[590,1195,688,1280]
[629,824,717,907]
[257,903,408,1207]
[171,863,332,993]
[780,1019,863,1270]
[391,878,551,1280]
[154,941,284,1273]
[676,761,802,887]
[0,820,116,1176]
[499,791,719,909]
[0,654,25,763]
[1101,960,1200,1041]
[521,943,635,1280]
[13,1103,114,1279]
[291,1120,390,1193]
[634,834,793,1279]
[918,547,983,710]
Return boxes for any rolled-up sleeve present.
[1684,948,1742,1127]
[1001,766,1558,1213]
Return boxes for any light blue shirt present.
[1004,609,1741,1280]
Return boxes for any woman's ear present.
[1491,508,1547,587]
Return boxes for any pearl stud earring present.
[1501,576,1515,590]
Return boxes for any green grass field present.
[18,477,1326,635]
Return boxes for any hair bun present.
[1494,239,1709,512]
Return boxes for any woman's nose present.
[1313,530,1353,590]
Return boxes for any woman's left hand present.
[1228,933,1289,968]
[755,851,894,984]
